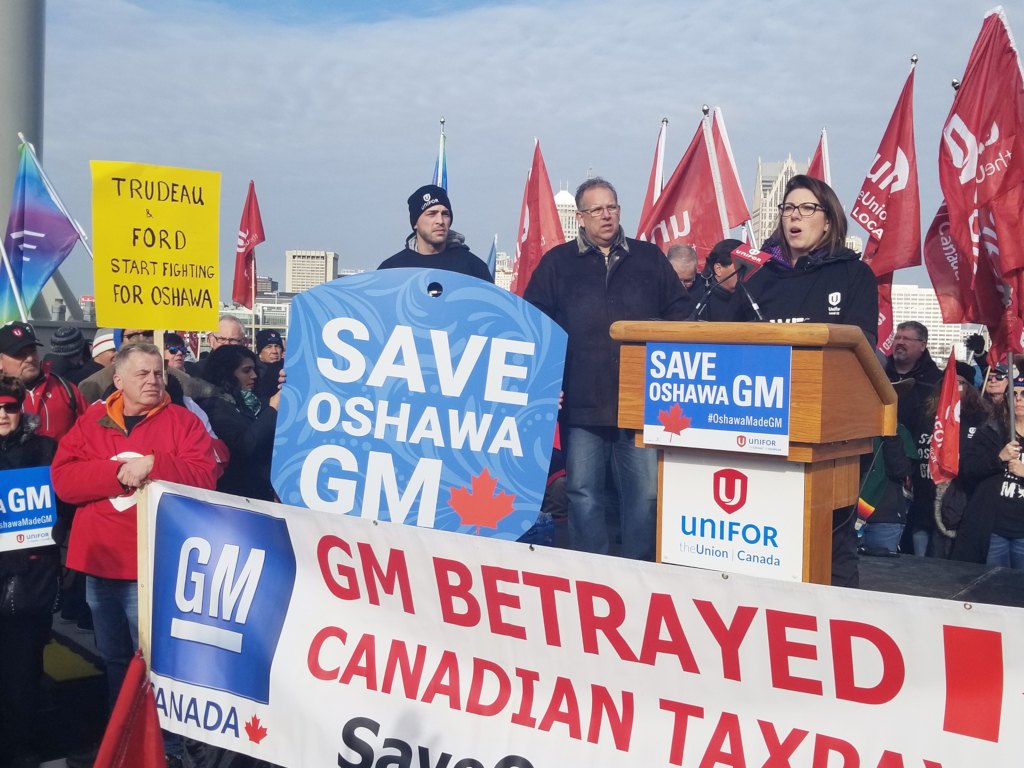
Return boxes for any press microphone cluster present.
[686,244,768,321]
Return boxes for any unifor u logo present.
[828,292,842,306]
[713,468,748,515]
[151,493,296,704]
[736,435,747,448]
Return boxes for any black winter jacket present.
[729,246,879,347]
[523,234,692,427]
[196,392,277,502]
[378,231,493,283]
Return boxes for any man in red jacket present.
[0,321,88,440]
[52,343,219,764]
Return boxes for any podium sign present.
[642,342,791,455]
[660,450,805,581]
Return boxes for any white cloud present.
[41,0,1016,297]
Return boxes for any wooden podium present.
[612,321,897,584]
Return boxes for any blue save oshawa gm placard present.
[642,342,791,456]
[0,465,56,552]
[271,268,566,540]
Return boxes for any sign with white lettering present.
[0,465,57,552]
[643,342,791,455]
[659,450,805,580]
[271,269,566,540]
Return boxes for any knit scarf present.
[237,388,262,418]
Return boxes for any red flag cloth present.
[232,181,266,309]
[853,67,922,354]
[930,352,962,484]
[637,116,726,264]
[807,129,831,184]
[94,650,165,768]
[712,108,752,228]
[636,121,667,236]
[511,142,565,297]
[924,201,973,323]
[939,9,1024,356]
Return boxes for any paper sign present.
[271,268,566,540]
[643,342,791,455]
[91,161,220,330]
[0,466,56,551]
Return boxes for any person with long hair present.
[195,345,279,501]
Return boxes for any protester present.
[885,321,942,387]
[951,375,1024,567]
[256,328,285,364]
[983,363,1009,408]
[0,374,69,768]
[196,345,279,501]
[666,243,700,291]
[51,343,219,768]
[693,239,742,321]
[524,177,691,561]
[378,184,493,282]
[730,175,879,346]
[163,332,187,371]
[0,322,88,441]
[44,325,89,384]
[186,316,247,379]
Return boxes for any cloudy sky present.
[38,0,1024,299]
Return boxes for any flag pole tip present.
[910,54,918,65]
[662,117,668,124]
[701,104,710,116]
[952,78,961,91]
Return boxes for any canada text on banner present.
[643,342,791,455]
[0,466,56,552]
[145,481,1023,767]
[271,268,566,539]
[90,161,220,330]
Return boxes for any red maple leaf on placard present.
[447,468,516,534]
[658,403,691,435]
[245,715,268,744]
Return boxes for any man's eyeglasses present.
[0,402,22,414]
[778,203,826,218]
[578,204,621,218]
[166,346,185,355]
[211,334,245,345]
[893,334,924,343]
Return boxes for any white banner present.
[145,482,1022,767]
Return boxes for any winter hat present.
[408,184,452,229]
[954,361,977,387]
[91,328,117,359]
[50,325,86,358]
[163,332,186,350]
[0,373,26,404]
[256,329,284,354]
[0,322,42,357]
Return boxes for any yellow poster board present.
[91,161,220,330]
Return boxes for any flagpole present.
[820,128,832,186]
[655,117,667,198]
[251,253,257,347]
[0,235,28,322]
[701,105,731,239]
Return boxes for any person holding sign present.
[524,178,691,561]
[0,373,68,768]
[378,184,493,282]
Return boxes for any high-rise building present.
[554,189,579,242]
[751,156,808,247]
[256,275,278,293]
[494,252,513,291]
[285,250,338,293]
[890,284,986,361]
[845,235,863,254]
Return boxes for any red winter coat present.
[52,390,219,580]
[24,362,89,440]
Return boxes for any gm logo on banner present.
[151,493,296,704]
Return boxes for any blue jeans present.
[565,426,658,560]
[87,576,181,757]
[862,522,904,553]
[987,534,1024,569]
[911,527,930,557]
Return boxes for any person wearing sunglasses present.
[163,333,187,372]
[983,363,1009,407]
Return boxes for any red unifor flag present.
[637,110,729,264]
[930,351,962,484]
[924,201,975,323]
[232,180,265,309]
[510,141,565,297]
[939,8,1024,358]
[807,128,832,185]
[853,63,922,355]
[93,650,165,768]
[636,119,668,236]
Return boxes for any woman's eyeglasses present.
[0,403,22,414]
[166,346,185,355]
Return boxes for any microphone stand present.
[739,281,765,321]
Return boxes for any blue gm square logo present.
[151,493,296,704]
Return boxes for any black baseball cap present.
[0,322,43,357]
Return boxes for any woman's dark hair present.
[924,378,991,424]
[772,175,848,259]
[0,373,26,404]
[204,345,259,394]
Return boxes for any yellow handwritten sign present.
[91,161,220,330]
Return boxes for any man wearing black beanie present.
[377,184,493,282]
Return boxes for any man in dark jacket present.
[378,184,493,282]
[523,178,691,561]
[884,321,942,386]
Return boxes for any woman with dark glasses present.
[162,332,187,372]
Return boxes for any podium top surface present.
[611,320,868,349]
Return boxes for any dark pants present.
[832,506,860,587]
[0,612,50,758]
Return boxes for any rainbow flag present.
[2,143,80,322]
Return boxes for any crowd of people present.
[0,174,1012,768]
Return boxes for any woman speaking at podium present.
[730,174,878,348]
[729,175,878,587]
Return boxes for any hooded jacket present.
[23,362,88,441]
[378,230,493,282]
[729,244,879,347]
[52,390,219,580]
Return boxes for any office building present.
[256,275,278,293]
[845,235,863,254]
[751,156,808,247]
[554,189,579,242]
[285,250,338,293]
[494,252,513,291]
[890,284,986,361]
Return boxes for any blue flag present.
[431,128,447,191]
[486,234,497,277]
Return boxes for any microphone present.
[730,243,770,282]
